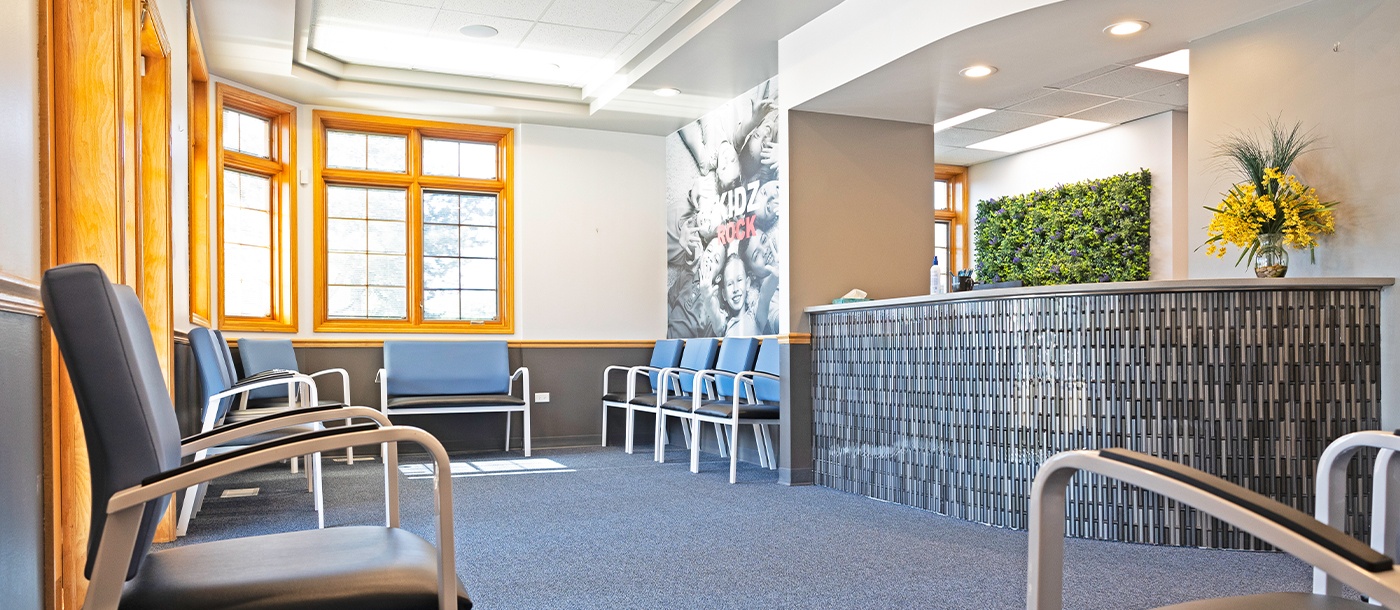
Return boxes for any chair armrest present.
[1313,430,1400,595]
[689,368,739,400]
[181,405,392,456]
[655,366,699,402]
[229,370,302,391]
[602,365,631,394]
[308,368,352,405]
[510,367,530,401]
[1027,448,1400,610]
[622,365,665,399]
[733,371,780,404]
[87,424,458,610]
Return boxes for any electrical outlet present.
[534,392,550,403]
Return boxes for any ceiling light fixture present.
[959,65,997,78]
[459,24,499,39]
[653,87,681,97]
[1135,49,1190,74]
[967,118,1112,153]
[933,108,997,132]
[1104,20,1149,36]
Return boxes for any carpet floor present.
[162,445,1326,609]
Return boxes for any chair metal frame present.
[687,369,780,483]
[601,363,681,454]
[1314,430,1400,601]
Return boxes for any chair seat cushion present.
[694,401,780,420]
[221,423,319,447]
[387,394,525,409]
[660,396,697,413]
[1155,592,1373,610]
[120,526,471,610]
[628,394,662,408]
[601,392,629,404]
[243,398,346,412]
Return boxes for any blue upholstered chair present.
[239,338,365,464]
[656,337,758,466]
[379,341,532,456]
[689,338,781,482]
[623,338,718,461]
[600,339,683,454]
[42,263,469,609]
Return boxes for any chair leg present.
[690,417,701,474]
[730,422,741,484]
[601,403,609,447]
[523,406,532,457]
[656,412,667,463]
[291,455,299,474]
[752,424,768,469]
[679,417,692,449]
[714,423,727,458]
[176,483,199,536]
[762,424,776,470]
[345,417,356,464]
[312,451,325,528]
[624,408,635,454]
[505,412,512,452]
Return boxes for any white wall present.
[0,0,40,281]
[1186,0,1400,423]
[160,0,193,331]
[968,111,1188,279]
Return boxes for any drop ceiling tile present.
[935,127,1002,148]
[1007,90,1113,116]
[1131,79,1189,107]
[520,23,627,56]
[991,88,1053,110]
[955,111,1051,134]
[631,3,672,35]
[428,10,534,45]
[935,147,1007,166]
[314,0,439,33]
[606,34,641,59]
[1064,67,1185,98]
[380,0,443,7]
[1069,99,1175,124]
[541,0,661,33]
[439,0,552,20]
[1046,65,1120,89]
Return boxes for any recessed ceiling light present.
[933,108,996,132]
[1135,49,1190,74]
[653,87,681,97]
[967,118,1112,153]
[959,65,997,78]
[459,24,499,38]
[1105,20,1149,36]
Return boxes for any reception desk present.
[804,278,1392,550]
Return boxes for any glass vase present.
[1253,233,1289,278]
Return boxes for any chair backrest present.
[675,338,719,395]
[647,339,684,389]
[41,263,182,580]
[384,340,510,396]
[189,326,238,424]
[237,338,300,400]
[214,329,238,376]
[752,338,780,403]
[712,337,759,398]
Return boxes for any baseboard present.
[780,467,814,486]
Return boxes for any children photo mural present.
[665,78,780,338]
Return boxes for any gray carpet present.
[162,446,1325,609]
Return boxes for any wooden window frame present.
[934,164,970,271]
[215,83,297,332]
[312,110,515,333]
[187,8,210,327]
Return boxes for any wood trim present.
[934,164,971,271]
[227,337,661,349]
[0,272,42,317]
[311,110,515,334]
[186,7,210,326]
[779,333,811,345]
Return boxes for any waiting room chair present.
[182,327,327,536]
[1314,430,1400,598]
[1027,447,1400,609]
[689,337,780,483]
[43,263,470,610]
[657,337,758,467]
[239,337,367,464]
[624,338,718,461]
[379,340,532,456]
[601,339,683,454]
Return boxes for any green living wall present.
[974,169,1151,286]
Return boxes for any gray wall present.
[1187,0,1400,425]
[788,111,938,331]
[0,311,42,607]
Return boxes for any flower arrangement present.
[1202,119,1337,270]
[974,170,1151,286]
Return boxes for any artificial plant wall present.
[974,169,1151,286]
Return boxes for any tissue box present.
[831,297,871,304]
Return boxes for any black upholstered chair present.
[43,263,469,609]
[239,337,366,466]
[657,337,758,468]
[689,337,781,483]
[1027,448,1400,609]
[600,339,683,454]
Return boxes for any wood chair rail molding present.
[218,335,813,349]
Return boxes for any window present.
[216,84,297,331]
[934,164,970,272]
[313,111,514,333]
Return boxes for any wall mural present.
[665,78,780,338]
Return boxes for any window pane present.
[460,259,495,290]
[422,139,459,177]
[423,225,459,257]
[223,169,276,319]
[327,219,367,252]
[368,287,406,319]
[461,290,496,320]
[367,189,407,220]
[328,286,366,318]
[239,112,270,158]
[367,220,406,254]
[423,192,459,224]
[327,186,367,218]
[459,226,495,258]
[424,289,460,320]
[221,110,240,152]
[328,252,366,285]
[224,243,271,318]
[459,142,496,179]
[326,131,366,169]
[423,257,460,290]
[934,180,949,211]
[366,135,407,172]
[367,254,405,286]
[226,207,271,247]
[936,221,950,249]
[325,185,409,321]
[459,194,496,226]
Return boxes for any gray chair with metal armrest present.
[239,337,366,465]
[1028,448,1400,610]
[623,337,718,461]
[42,262,469,610]
[689,337,781,483]
[601,339,683,453]
[1315,430,1400,600]
[657,337,758,468]
[379,340,532,456]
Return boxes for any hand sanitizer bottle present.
[930,256,945,295]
